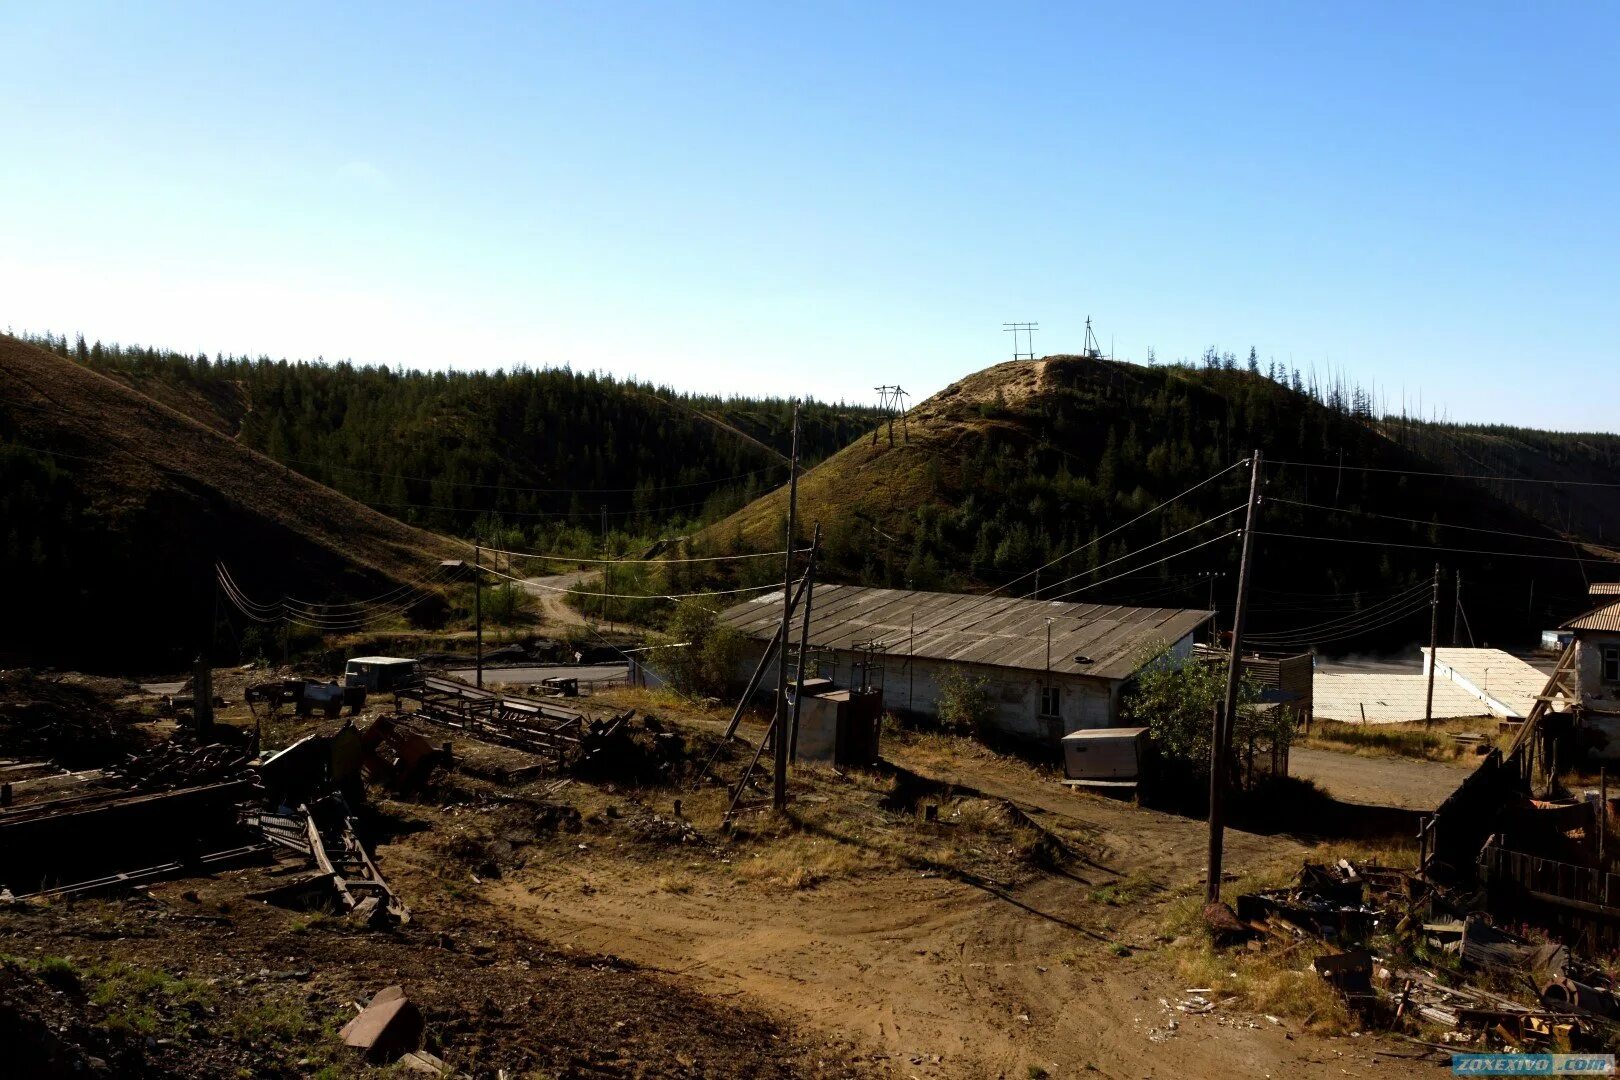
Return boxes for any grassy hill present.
[698,355,1616,651]
[0,334,458,670]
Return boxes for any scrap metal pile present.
[0,715,420,927]
[1230,859,1619,1052]
[395,675,633,774]
[0,731,265,902]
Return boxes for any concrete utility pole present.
[787,523,822,763]
[1424,563,1440,727]
[773,403,802,812]
[474,538,484,690]
[1207,450,1263,905]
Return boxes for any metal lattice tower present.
[872,385,910,446]
[1081,316,1105,360]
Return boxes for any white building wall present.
[735,632,1195,745]
[1574,631,1620,758]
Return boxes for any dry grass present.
[1154,839,1418,1036]
[1299,716,1501,763]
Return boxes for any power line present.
[478,561,797,602]
[273,456,788,495]
[1246,581,1433,643]
[1037,502,1250,599]
[473,544,807,565]
[992,458,1249,598]
[1247,597,1433,650]
[1268,497,1587,546]
[1254,530,1619,566]
[1044,530,1241,603]
[358,494,734,520]
[1265,458,1620,489]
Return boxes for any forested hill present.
[699,355,1618,652]
[18,331,877,551]
[1378,419,1620,545]
[0,334,456,670]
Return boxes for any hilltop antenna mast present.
[1003,322,1039,362]
[872,385,910,446]
[1082,316,1105,360]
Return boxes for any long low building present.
[1422,647,1549,720]
[718,585,1212,745]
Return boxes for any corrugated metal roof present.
[1565,600,1620,632]
[718,585,1212,681]
[1590,583,1620,596]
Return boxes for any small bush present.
[937,668,993,736]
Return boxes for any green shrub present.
[937,668,993,735]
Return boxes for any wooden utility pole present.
[773,403,802,812]
[1452,571,1463,647]
[787,524,822,762]
[1424,564,1440,727]
[1207,450,1262,905]
[474,538,484,690]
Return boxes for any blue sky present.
[2,3,1616,429]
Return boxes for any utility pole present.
[787,524,822,763]
[1424,564,1440,727]
[474,538,484,690]
[1003,322,1039,362]
[1452,571,1463,647]
[210,574,222,664]
[1207,450,1262,905]
[773,403,802,812]
[600,505,609,627]
[1201,571,1226,639]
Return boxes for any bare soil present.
[1,674,1425,1078]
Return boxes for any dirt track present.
[1289,745,1474,811]
[483,722,1399,1079]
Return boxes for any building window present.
[1604,647,1620,684]
[1039,686,1061,718]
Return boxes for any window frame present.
[1038,685,1061,719]
[1602,646,1620,684]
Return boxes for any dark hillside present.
[1381,419,1620,544]
[23,332,877,547]
[0,334,456,670]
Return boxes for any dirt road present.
[488,723,1401,1079]
[517,569,594,628]
[1289,745,1474,810]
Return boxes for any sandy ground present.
[1289,745,1475,811]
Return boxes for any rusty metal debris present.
[395,676,588,767]
[1232,858,1619,1051]
[1,710,410,924]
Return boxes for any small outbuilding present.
[718,585,1212,747]
[343,657,422,693]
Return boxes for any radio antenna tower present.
[1003,322,1038,361]
[872,385,910,446]
[1081,316,1105,360]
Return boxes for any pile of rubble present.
[1222,859,1619,1052]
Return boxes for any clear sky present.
[2,3,1616,430]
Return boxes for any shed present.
[343,657,422,693]
[1061,726,1148,785]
